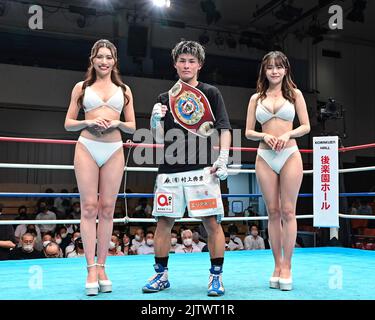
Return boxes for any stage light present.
[152,0,171,8]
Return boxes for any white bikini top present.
[256,99,295,125]
[82,86,124,113]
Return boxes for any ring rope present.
[1,136,375,153]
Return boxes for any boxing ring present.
[0,136,375,300]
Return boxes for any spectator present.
[130,228,145,254]
[55,226,71,254]
[113,228,121,239]
[358,199,373,215]
[108,234,124,256]
[54,189,71,216]
[227,224,244,251]
[69,201,81,220]
[244,225,265,250]
[66,237,85,258]
[65,230,81,257]
[14,224,42,247]
[14,206,29,228]
[41,232,54,248]
[35,201,56,234]
[349,199,360,215]
[192,231,206,251]
[169,230,181,253]
[121,233,131,255]
[64,215,78,235]
[134,198,152,218]
[9,233,44,260]
[43,241,63,258]
[175,229,201,253]
[244,206,260,228]
[138,231,155,255]
[44,188,55,209]
[0,225,16,260]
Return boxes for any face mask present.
[61,233,67,239]
[124,242,129,246]
[109,241,116,249]
[23,244,34,252]
[135,235,141,241]
[171,238,177,246]
[183,238,192,247]
[146,239,154,246]
[43,241,51,248]
[251,231,258,237]
[55,238,62,244]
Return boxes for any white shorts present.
[152,167,224,221]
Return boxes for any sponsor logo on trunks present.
[189,198,217,211]
[156,193,173,213]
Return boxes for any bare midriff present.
[80,106,122,142]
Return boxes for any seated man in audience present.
[244,225,265,250]
[9,233,44,260]
[43,241,63,258]
[192,231,207,251]
[175,229,201,254]
[138,231,155,255]
[130,228,145,254]
[169,230,181,253]
[227,224,244,251]
[35,201,57,235]
[108,234,124,256]
[14,206,29,228]
[41,232,53,248]
[14,224,42,246]
[0,225,16,260]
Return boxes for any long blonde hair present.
[77,39,129,108]
[256,51,297,104]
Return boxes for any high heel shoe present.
[85,264,99,296]
[279,277,293,291]
[269,277,280,289]
[97,263,112,293]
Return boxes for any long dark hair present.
[77,39,129,108]
[256,51,297,104]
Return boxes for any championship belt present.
[168,80,216,138]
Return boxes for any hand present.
[87,117,110,132]
[275,132,291,151]
[106,119,121,129]
[263,134,278,150]
[150,103,167,129]
[210,149,229,180]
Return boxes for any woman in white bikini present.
[64,39,136,295]
[245,51,310,291]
